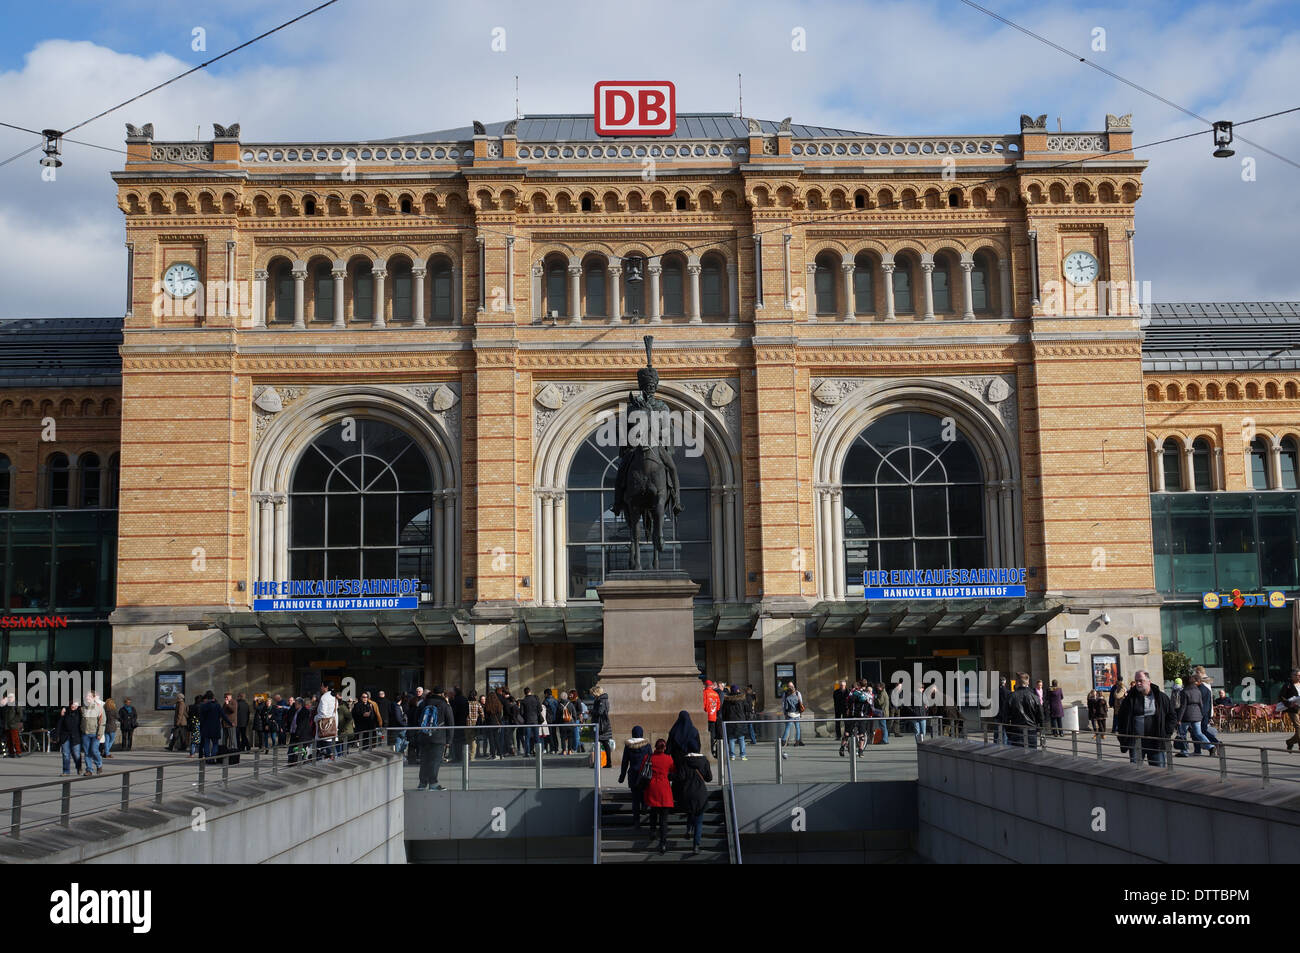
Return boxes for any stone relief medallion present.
[402,383,461,449]
[253,386,283,413]
[533,383,592,440]
[431,384,459,412]
[986,377,1012,403]
[812,380,844,406]
[682,379,740,443]
[534,383,564,411]
[709,382,736,408]
[253,386,307,440]
[809,378,869,434]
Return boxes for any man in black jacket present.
[832,681,847,741]
[1116,670,1176,767]
[416,687,453,791]
[1005,673,1043,749]
[519,687,542,757]
[236,692,251,751]
[995,676,1013,745]
[450,687,471,763]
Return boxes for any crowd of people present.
[617,712,714,854]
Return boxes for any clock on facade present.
[163,262,199,297]
[1062,250,1099,286]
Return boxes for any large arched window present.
[971,252,993,314]
[623,257,646,319]
[1162,438,1183,491]
[289,419,434,584]
[814,252,838,316]
[841,412,985,584]
[313,262,334,322]
[46,452,70,508]
[566,435,711,599]
[352,261,373,322]
[1192,438,1213,491]
[932,254,954,313]
[1250,436,1271,489]
[273,262,294,323]
[79,453,101,508]
[0,454,10,509]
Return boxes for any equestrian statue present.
[611,335,682,570]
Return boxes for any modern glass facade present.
[1151,492,1297,701]
[0,509,117,729]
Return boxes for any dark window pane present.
[329,548,360,581]
[291,549,325,581]
[392,270,412,320]
[315,272,334,320]
[546,266,567,317]
[291,495,325,547]
[568,491,603,543]
[1192,441,1213,491]
[363,494,397,546]
[701,264,723,316]
[1282,439,1299,490]
[842,487,876,539]
[915,538,948,570]
[275,273,294,321]
[432,266,453,318]
[814,263,835,314]
[893,266,912,312]
[585,265,606,317]
[1163,440,1183,490]
[662,262,684,316]
[949,483,985,537]
[971,266,989,312]
[853,263,873,314]
[399,498,433,544]
[1259,495,1298,588]
[327,495,360,547]
[912,486,947,536]
[354,273,373,320]
[879,540,912,572]
[878,487,911,537]
[1251,438,1269,489]
[932,267,950,312]
[363,548,396,579]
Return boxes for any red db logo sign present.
[594,81,676,136]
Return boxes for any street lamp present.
[1212,121,1235,158]
[40,129,63,168]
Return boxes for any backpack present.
[418,703,440,735]
[562,704,573,723]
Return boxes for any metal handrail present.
[592,737,602,865]
[720,722,742,864]
[2,729,387,839]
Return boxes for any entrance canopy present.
[808,597,1064,639]
[202,608,467,648]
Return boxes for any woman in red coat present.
[644,739,675,854]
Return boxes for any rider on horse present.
[612,339,681,520]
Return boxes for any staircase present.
[598,787,729,863]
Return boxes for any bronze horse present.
[620,444,670,570]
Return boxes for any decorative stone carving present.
[986,378,1012,403]
[472,120,486,135]
[503,119,518,136]
[213,123,240,139]
[125,122,154,139]
[254,387,283,413]
[747,118,761,134]
[762,137,777,156]
[778,117,792,132]
[535,383,564,410]
[1047,134,1106,152]
[812,380,845,406]
[681,379,741,443]
[486,140,501,159]
[533,383,592,439]
[1020,114,1048,130]
[1106,113,1133,128]
[252,386,307,440]
[151,143,213,162]
[809,378,869,433]
[402,383,462,448]
[431,384,458,412]
[709,382,735,408]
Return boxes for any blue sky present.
[1,0,1298,314]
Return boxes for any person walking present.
[1174,674,1215,757]
[415,686,453,791]
[80,691,106,775]
[187,694,203,757]
[117,698,138,752]
[702,679,722,756]
[1116,670,1176,766]
[1281,669,1300,753]
[520,687,542,757]
[1046,680,1065,738]
[1006,673,1043,749]
[666,710,701,779]
[1,693,22,757]
[994,675,1012,744]
[840,680,870,757]
[197,691,228,761]
[220,693,237,751]
[832,680,847,741]
[743,684,760,744]
[644,739,675,855]
[617,726,653,828]
[336,694,355,752]
[391,690,410,754]
[101,698,119,759]
[543,689,560,754]
[314,683,339,759]
[719,685,748,760]
[568,690,584,754]
[1109,680,1125,734]
[55,703,83,775]
[591,684,614,769]
[234,693,251,752]
[253,697,273,752]
[484,690,505,760]
[674,748,713,855]
[1087,690,1108,738]
[1193,666,1220,754]
[171,694,189,753]
[780,681,805,753]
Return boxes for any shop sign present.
[252,578,421,611]
[1200,589,1286,611]
[862,568,1027,600]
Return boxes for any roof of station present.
[1141,302,1300,371]
[385,113,876,143]
[0,317,123,387]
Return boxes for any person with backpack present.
[673,748,713,855]
[840,680,870,758]
[543,689,560,753]
[617,725,653,828]
[416,686,453,791]
[558,690,577,754]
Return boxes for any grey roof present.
[0,317,124,387]
[384,113,873,143]
[1142,302,1300,371]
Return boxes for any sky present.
[1,0,1298,316]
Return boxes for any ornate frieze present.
[151,143,214,162]
[1046,134,1107,152]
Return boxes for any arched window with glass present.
[1251,436,1271,489]
[0,454,10,509]
[313,262,334,322]
[853,253,874,316]
[352,261,373,322]
[46,452,70,508]
[841,412,985,587]
[623,257,646,319]
[1192,438,1213,491]
[814,252,838,316]
[971,252,993,314]
[545,258,568,318]
[932,255,953,313]
[429,257,454,321]
[893,260,913,313]
[1281,437,1299,490]
[700,254,725,318]
[661,256,685,317]
[273,262,294,323]
[79,453,101,508]
[289,419,435,586]
[391,260,413,321]
[566,435,711,599]
[1162,438,1184,491]
[584,258,607,318]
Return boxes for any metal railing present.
[958,719,1299,788]
[719,723,742,864]
[593,738,602,865]
[1,730,388,840]
[385,723,602,791]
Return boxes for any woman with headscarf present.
[617,725,653,828]
[666,710,701,788]
[643,738,675,854]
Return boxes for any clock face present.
[163,262,199,298]
[1063,251,1099,286]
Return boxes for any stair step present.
[599,850,726,863]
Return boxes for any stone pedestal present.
[596,570,701,747]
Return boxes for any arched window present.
[566,434,712,599]
[1282,437,1299,490]
[391,261,413,321]
[47,452,70,508]
[814,253,837,316]
[893,260,913,313]
[1251,437,1271,489]
[289,419,434,583]
[1192,438,1213,491]
[623,256,646,319]
[352,262,373,321]
[273,264,294,323]
[971,252,993,313]
[430,258,453,320]
[313,262,334,322]
[661,257,684,317]
[932,256,952,313]
[0,454,10,509]
[584,260,607,318]
[842,411,985,585]
[107,453,120,508]
[853,254,873,315]
[545,259,568,318]
[79,453,101,508]
[700,255,724,317]
[1162,438,1183,491]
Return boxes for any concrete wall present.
[917,738,1300,863]
[2,751,403,864]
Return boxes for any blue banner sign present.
[252,578,421,611]
[862,568,1027,601]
